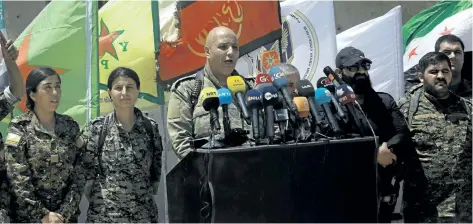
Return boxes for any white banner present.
[336,6,404,101]
[235,0,338,85]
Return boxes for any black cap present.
[336,46,372,68]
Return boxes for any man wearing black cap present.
[335,46,415,223]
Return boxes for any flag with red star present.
[402,1,472,72]
[1,0,99,133]
[98,0,163,115]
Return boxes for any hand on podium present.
[377,142,397,167]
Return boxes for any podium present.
[166,137,379,223]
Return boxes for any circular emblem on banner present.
[281,10,319,81]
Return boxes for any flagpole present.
[151,0,169,222]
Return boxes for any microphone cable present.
[199,126,216,222]
[354,101,380,223]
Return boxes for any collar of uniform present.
[29,111,62,137]
[111,107,146,133]
[203,64,239,88]
[423,90,466,114]
[204,64,222,88]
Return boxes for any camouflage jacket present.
[167,65,256,159]
[399,87,472,223]
[82,108,162,223]
[0,88,19,223]
[4,112,85,223]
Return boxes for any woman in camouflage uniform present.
[4,67,85,223]
[82,67,163,223]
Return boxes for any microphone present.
[274,94,289,122]
[200,87,221,131]
[260,85,279,144]
[317,77,347,122]
[293,97,313,141]
[335,84,365,136]
[217,88,233,140]
[274,94,289,143]
[268,66,285,79]
[245,89,263,141]
[314,88,343,135]
[255,73,273,90]
[293,97,310,118]
[296,80,326,130]
[323,66,344,86]
[269,67,298,114]
[227,76,251,124]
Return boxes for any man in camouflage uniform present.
[167,26,251,159]
[0,39,25,223]
[399,51,472,223]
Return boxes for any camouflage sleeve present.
[5,122,50,222]
[397,91,412,120]
[150,119,163,184]
[82,121,99,181]
[0,91,13,121]
[0,170,10,224]
[167,83,194,159]
[58,120,86,222]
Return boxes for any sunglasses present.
[342,62,371,73]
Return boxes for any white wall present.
[4,1,48,40]
[333,1,438,34]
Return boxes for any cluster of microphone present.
[197,65,367,148]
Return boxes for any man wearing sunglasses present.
[335,47,414,223]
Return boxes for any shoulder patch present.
[5,132,22,147]
[171,74,196,91]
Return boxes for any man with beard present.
[335,47,414,222]
[399,52,471,223]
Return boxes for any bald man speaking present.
[167,26,253,159]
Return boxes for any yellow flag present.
[98,0,162,115]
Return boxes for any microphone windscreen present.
[293,96,310,118]
[335,84,356,105]
[314,87,332,105]
[255,82,273,91]
[268,66,284,79]
[245,89,263,109]
[217,88,232,105]
[296,79,315,97]
[316,77,332,89]
[272,77,289,89]
[227,76,247,95]
[200,87,220,111]
[255,73,273,86]
[260,85,279,106]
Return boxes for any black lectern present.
[167,137,379,223]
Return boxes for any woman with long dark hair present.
[82,67,163,223]
[4,67,85,223]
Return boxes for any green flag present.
[0,0,99,134]
[402,0,472,71]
